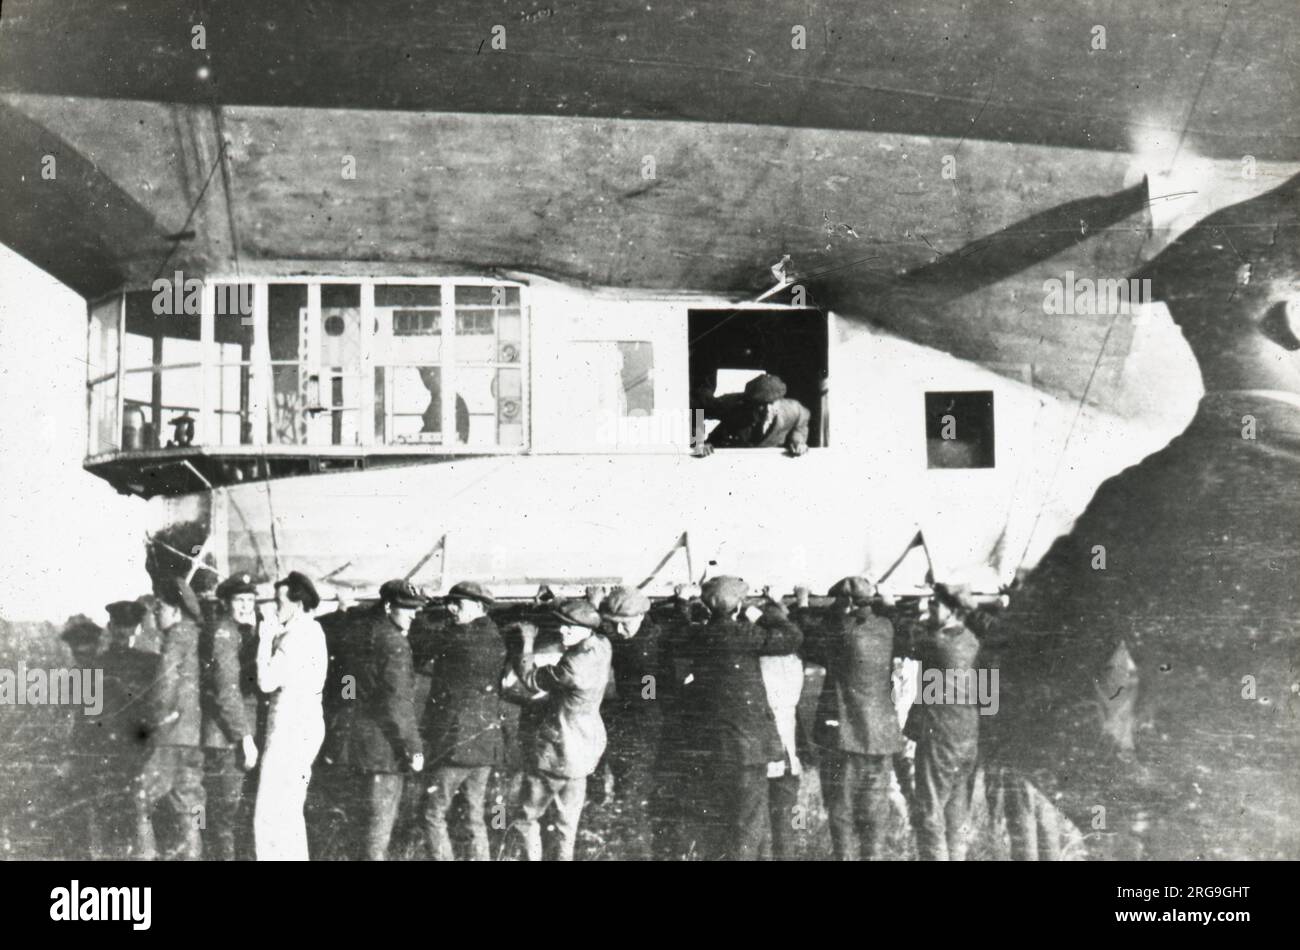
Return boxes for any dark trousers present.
[203,748,249,861]
[135,745,206,860]
[423,764,491,861]
[766,772,801,860]
[913,744,977,861]
[823,751,893,860]
[1002,771,1066,861]
[603,711,663,858]
[361,772,406,861]
[649,741,710,860]
[604,712,662,802]
[713,764,770,861]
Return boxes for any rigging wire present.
[1008,3,1233,579]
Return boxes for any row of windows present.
[87,281,527,455]
[392,309,503,338]
[87,284,997,468]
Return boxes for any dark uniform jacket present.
[801,606,904,756]
[420,616,506,767]
[903,620,980,767]
[648,600,709,704]
[98,645,159,752]
[200,616,257,748]
[708,396,811,452]
[318,604,375,750]
[606,621,670,723]
[329,615,422,773]
[686,609,804,768]
[151,618,203,748]
[516,633,613,779]
[645,604,708,781]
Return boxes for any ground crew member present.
[686,576,803,860]
[311,594,379,858]
[509,599,612,861]
[905,582,982,861]
[759,619,805,861]
[694,373,811,456]
[58,616,105,858]
[98,600,159,858]
[646,586,710,859]
[597,586,671,856]
[254,571,329,861]
[331,579,425,860]
[135,577,206,860]
[200,573,261,861]
[420,581,505,861]
[800,576,904,860]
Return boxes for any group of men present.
[61,565,994,861]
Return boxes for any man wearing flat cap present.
[902,581,982,861]
[684,576,803,860]
[597,585,671,855]
[798,576,904,860]
[330,579,426,860]
[694,373,811,457]
[419,580,507,861]
[135,577,206,859]
[509,599,612,860]
[200,573,262,861]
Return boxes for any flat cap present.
[601,586,651,619]
[155,576,203,620]
[60,615,102,645]
[551,599,603,630]
[447,581,495,606]
[215,572,258,600]
[275,571,321,611]
[744,373,787,403]
[933,581,977,613]
[379,579,428,609]
[701,576,749,614]
[105,600,148,627]
[829,576,876,604]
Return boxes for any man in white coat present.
[255,571,328,860]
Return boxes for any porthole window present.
[925,390,995,469]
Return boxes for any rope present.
[264,477,283,578]
[148,139,227,286]
[1009,315,1120,576]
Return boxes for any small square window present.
[456,311,495,335]
[393,310,440,336]
[925,391,995,468]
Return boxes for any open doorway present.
[688,308,829,448]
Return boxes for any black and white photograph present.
[0,0,1294,921]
